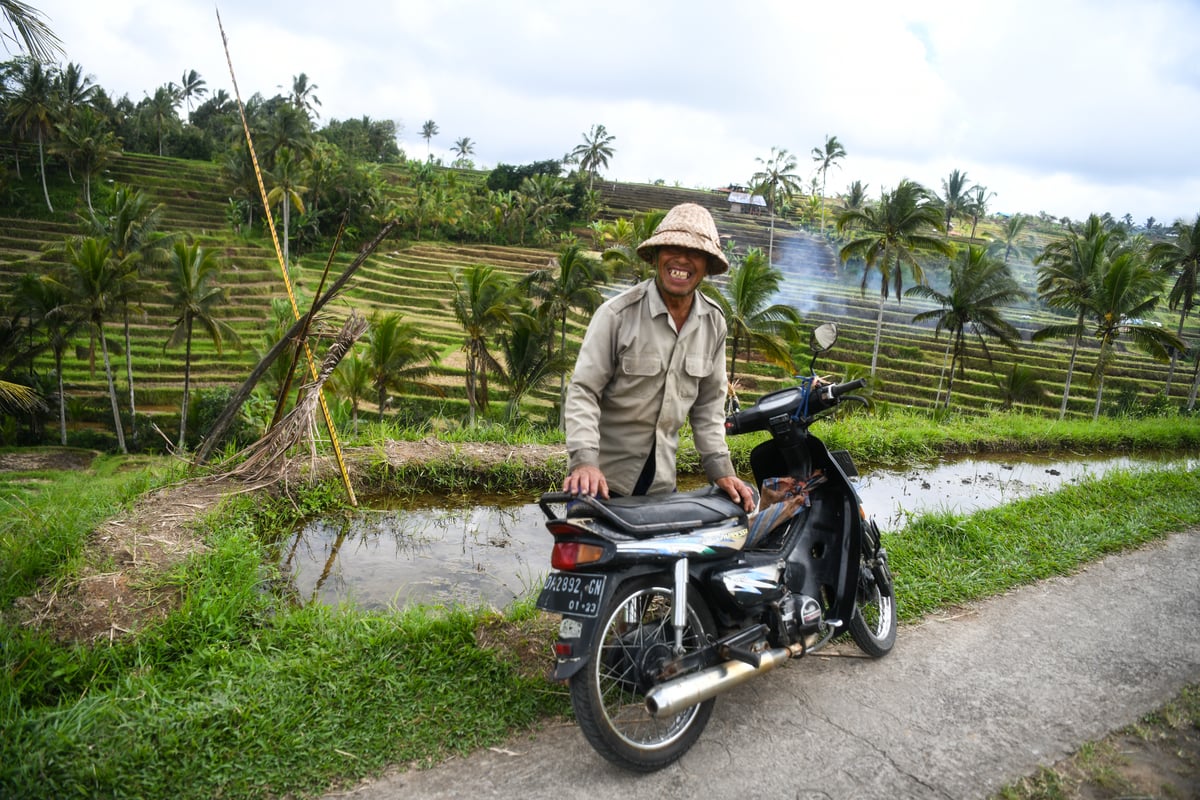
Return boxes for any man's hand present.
[563,465,610,499]
[716,475,755,512]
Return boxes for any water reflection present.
[279,451,1197,612]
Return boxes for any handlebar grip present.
[826,377,868,398]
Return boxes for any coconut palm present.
[13,273,78,443]
[1032,215,1122,418]
[836,179,954,376]
[6,58,57,211]
[451,136,475,167]
[495,313,568,423]
[0,0,63,61]
[995,364,1048,411]
[54,107,117,213]
[57,236,131,452]
[289,72,321,120]
[751,146,803,265]
[329,351,371,435]
[570,123,616,194]
[421,119,438,161]
[965,185,996,240]
[601,209,667,282]
[266,146,308,269]
[939,169,973,235]
[522,242,608,422]
[1083,250,1181,420]
[811,134,846,236]
[145,83,181,156]
[179,69,207,114]
[701,247,800,392]
[451,264,519,425]
[165,240,238,450]
[906,246,1026,409]
[1148,214,1200,398]
[364,311,441,423]
[987,213,1036,264]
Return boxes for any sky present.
[23,0,1200,225]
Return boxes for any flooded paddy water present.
[277,451,1198,612]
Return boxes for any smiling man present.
[562,203,755,511]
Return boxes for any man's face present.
[655,245,708,299]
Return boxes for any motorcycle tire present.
[848,530,897,658]
[569,575,717,772]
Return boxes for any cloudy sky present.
[27,0,1200,225]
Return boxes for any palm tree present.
[750,146,803,265]
[1083,250,1181,420]
[940,169,973,235]
[522,242,608,423]
[289,72,321,120]
[701,247,800,392]
[987,214,1035,264]
[54,107,117,213]
[421,119,438,161]
[836,180,954,376]
[364,311,441,422]
[842,180,869,214]
[0,0,63,61]
[995,364,1048,411]
[6,59,57,211]
[570,123,616,194]
[179,69,207,114]
[906,246,1026,408]
[266,146,308,270]
[1148,214,1200,397]
[600,209,667,282]
[1032,215,1122,418]
[811,134,846,236]
[58,236,130,452]
[451,136,475,167]
[451,264,519,425]
[165,240,237,450]
[13,274,78,444]
[146,83,180,156]
[330,351,371,435]
[965,185,996,240]
[495,313,567,423]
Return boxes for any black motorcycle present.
[535,323,896,771]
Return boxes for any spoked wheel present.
[848,529,896,657]
[568,576,717,772]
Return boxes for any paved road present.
[331,530,1200,800]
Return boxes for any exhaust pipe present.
[645,642,804,718]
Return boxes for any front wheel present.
[848,531,896,657]
[568,576,717,772]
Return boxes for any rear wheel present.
[568,576,716,772]
[848,530,896,657]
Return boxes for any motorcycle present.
[534,322,896,772]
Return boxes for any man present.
[562,202,755,512]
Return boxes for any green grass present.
[2,420,1200,798]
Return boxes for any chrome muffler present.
[644,641,805,718]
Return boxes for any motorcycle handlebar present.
[725,377,868,435]
[821,377,868,400]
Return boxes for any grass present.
[2,417,1199,798]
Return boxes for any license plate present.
[537,572,606,618]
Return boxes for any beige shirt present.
[564,279,735,495]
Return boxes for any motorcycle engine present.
[779,590,824,642]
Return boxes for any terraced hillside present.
[0,152,1186,448]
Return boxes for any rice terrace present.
[2,14,1200,798]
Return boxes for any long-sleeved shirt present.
[564,278,735,495]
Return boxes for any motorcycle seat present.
[568,485,746,538]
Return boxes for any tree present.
[570,123,616,194]
[811,134,846,236]
[0,0,63,61]
[421,119,438,161]
[965,185,996,240]
[57,237,131,452]
[906,245,1026,408]
[836,180,954,376]
[265,145,308,269]
[451,135,475,167]
[451,264,519,425]
[330,351,370,435]
[364,311,441,423]
[750,146,803,265]
[700,247,800,392]
[165,240,237,450]
[600,209,668,282]
[987,213,1035,264]
[1032,215,1121,418]
[522,242,608,423]
[939,169,973,235]
[6,58,57,211]
[1148,214,1200,398]
[13,273,78,444]
[288,72,321,120]
[179,69,207,114]
[145,83,180,156]
[495,313,566,423]
[1082,250,1181,420]
[54,107,117,213]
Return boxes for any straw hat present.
[636,203,729,275]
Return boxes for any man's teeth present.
[670,269,690,279]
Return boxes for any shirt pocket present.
[677,355,714,403]
[619,354,664,398]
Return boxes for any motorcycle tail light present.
[551,541,606,570]
[554,642,573,657]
